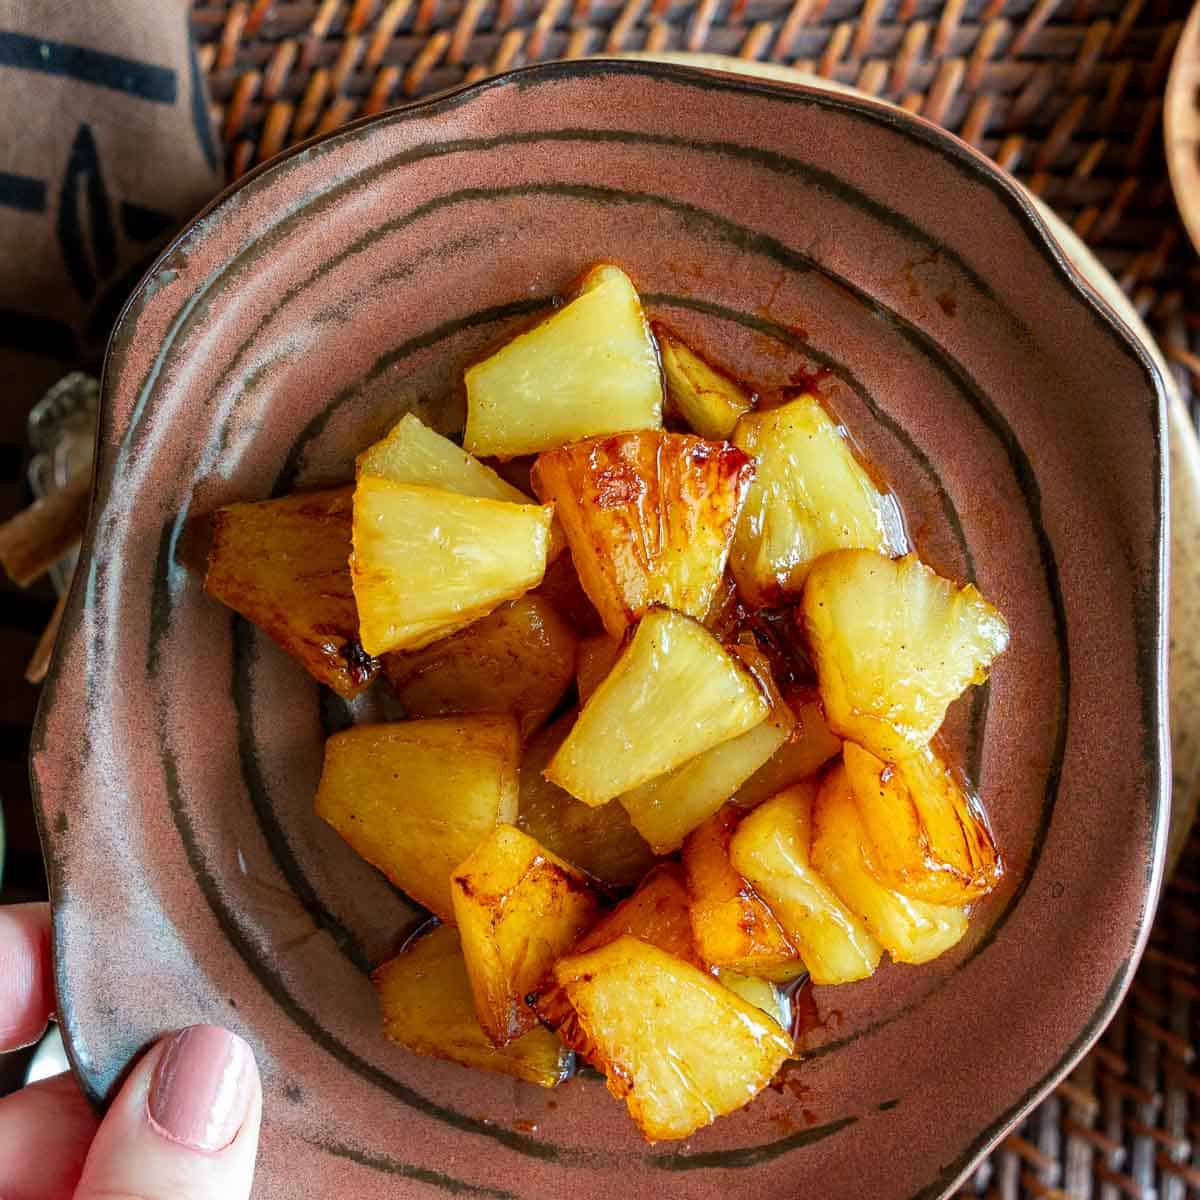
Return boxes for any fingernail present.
[147,1025,257,1153]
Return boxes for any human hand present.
[0,903,262,1199]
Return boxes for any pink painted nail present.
[147,1025,257,1153]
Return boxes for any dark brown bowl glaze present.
[31,60,1168,1200]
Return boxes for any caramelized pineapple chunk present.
[735,688,842,807]
[204,487,378,698]
[730,395,905,606]
[373,924,571,1087]
[546,607,769,806]
[843,741,1002,904]
[730,783,882,985]
[382,594,577,738]
[802,550,1009,760]
[812,765,968,964]
[464,265,663,457]
[314,716,518,921]
[548,936,793,1141]
[571,864,698,963]
[683,807,802,981]
[351,478,553,656]
[531,864,697,1032]
[517,712,656,888]
[452,825,598,1045]
[575,633,624,704]
[358,413,565,559]
[619,680,794,853]
[715,970,793,1030]
[532,431,753,638]
[655,325,754,439]
[358,412,534,502]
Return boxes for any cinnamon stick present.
[25,589,67,685]
[0,471,90,587]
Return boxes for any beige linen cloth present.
[0,0,218,888]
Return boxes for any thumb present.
[74,1025,261,1200]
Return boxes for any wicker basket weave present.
[193,4,1200,1196]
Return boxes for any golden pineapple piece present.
[812,764,968,964]
[715,970,793,1030]
[843,741,1002,904]
[654,324,754,439]
[730,782,882,985]
[359,412,534,501]
[735,687,842,807]
[802,550,1010,760]
[357,412,565,559]
[314,715,518,921]
[203,487,379,698]
[464,265,663,457]
[618,675,794,853]
[531,431,753,638]
[533,551,606,635]
[571,864,699,963]
[382,594,577,738]
[575,632,625,704]
[683,806,802,982]
[547,936,793,1141]
[545,607,769,806]
[451,825,598,1045]
[373,924,571,1087]
[350,477,553,656]
[531,864,698,1031]
[730,394,905,606]
[517,712,656,888]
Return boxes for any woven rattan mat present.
[193,4,1200,1196]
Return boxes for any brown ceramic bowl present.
[32,60,1168,1199]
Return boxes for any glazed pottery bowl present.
[32,60,1168,1200]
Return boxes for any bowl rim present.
[32,56,1171,1200]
